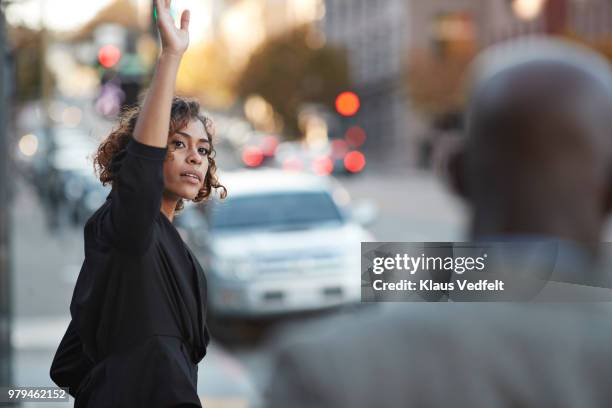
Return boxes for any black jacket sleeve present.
[49,319,94,398]
[104,138,168,254]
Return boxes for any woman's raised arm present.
[133,0,190,148]
[100,1,191,253]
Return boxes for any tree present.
[404,43,476,124]
[235,25,350,139]
[8,25,55,104]
[70,0,141,42]
[176,40,236,109]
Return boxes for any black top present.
[50,138,210,407]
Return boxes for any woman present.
[49,1,226,406]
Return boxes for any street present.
[11,153,467,407]
[3,0,612,406]
[13,143,612,407]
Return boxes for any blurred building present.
[323,0,411,165]
[217,0,326,67]
[263,0,325,37]
[408,0,612,47]
[323,0,612,168]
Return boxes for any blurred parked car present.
[47,128,109,226]
[274,139,366,176]
[240,133,279,168]
[16,125,108,228]
[176,169,376,319]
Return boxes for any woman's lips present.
[180,173,201,185]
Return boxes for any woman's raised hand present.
[155,0,190,56]
[133,0,189,149]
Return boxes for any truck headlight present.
[213,258,255,280]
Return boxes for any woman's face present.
[163,118,210,200]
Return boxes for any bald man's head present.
[451,37,612,246]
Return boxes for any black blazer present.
[50,138,210,407]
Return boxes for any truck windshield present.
[208,191,344,231]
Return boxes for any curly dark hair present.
[94,96,227,212]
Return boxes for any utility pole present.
[40,0,52,148]
[0,2,13,389]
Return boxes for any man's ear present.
[603,170,612,215]
[446,139,468,200]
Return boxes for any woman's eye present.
[198,148,209,156]
[173,140,185,148]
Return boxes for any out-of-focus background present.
[1,0,612,406]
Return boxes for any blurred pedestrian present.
[44,167,62,231]
[49,1,226,406]
[266,37,612,408]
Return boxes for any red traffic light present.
[344,151,366,173]
[242,146,264,167]
[335,92,360,117]
[98,45,121,68]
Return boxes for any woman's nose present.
[187,148,202,164]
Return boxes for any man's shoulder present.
[272,302,612,362]
[267,303,612,407]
